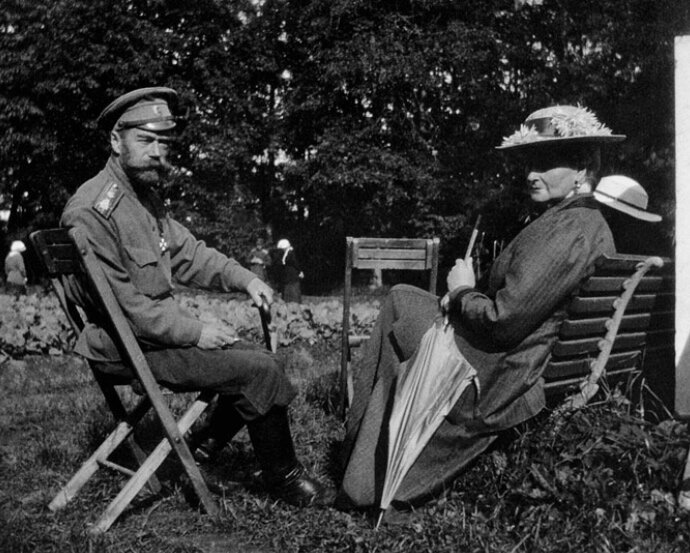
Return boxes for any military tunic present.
[61,157,295,419]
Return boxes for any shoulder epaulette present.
[93,182,125,219]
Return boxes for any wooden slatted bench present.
[543,253,674,409]
[339,252,674,417]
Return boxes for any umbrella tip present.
[375,510,385,529]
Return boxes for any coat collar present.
[544,193,599,215]
[105,156,136,197]
[103,156,167,218]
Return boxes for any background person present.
[593,175,668,256]
[60,87,328,507]
[4,240,28,296]
[277,238,303,303]
[247,237,271,282]
[337,105,620,512]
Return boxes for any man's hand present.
[446,257,476,292]
[246,277,274,308]
[197,324,239,350]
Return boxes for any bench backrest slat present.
[568,293,674,315]
[552,329,675,358]
[545,351,643,382]
[544,253,674,402]
[580,275,673,294]
[559,310,674,338]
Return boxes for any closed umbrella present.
[378,317,477,526]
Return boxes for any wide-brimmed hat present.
[497,105,626,151]
[594,175,661,223]
[97,87,178,132]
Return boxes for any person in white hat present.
[594,175,668,255]
[4,240,28,296]
[276,238,304,303]
[594,175,661,222]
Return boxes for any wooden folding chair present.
[338,236,440,418]
[30,227,219,533]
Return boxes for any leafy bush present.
[0,291,381,358]
[0,293,74,357]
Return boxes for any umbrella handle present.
[257,294,274,351]
[464,215,481,261]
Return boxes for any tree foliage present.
[1,0,688,291]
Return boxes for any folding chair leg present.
[347,367,354,410]
[50,419,140,511]
[96,377,162,493]
[49,397,151,511]
[90,395,217,534]
[339,349,356,419]
[124,435,162,495]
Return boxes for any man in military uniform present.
[61,87,327,507]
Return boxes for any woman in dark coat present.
[277,238,303,303]
[4,240,28,296]
[338,105,621,511]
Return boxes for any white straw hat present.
[594,175,661,223]
[10,240,26,253]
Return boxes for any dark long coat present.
[339,195,615,509]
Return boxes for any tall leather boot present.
[188,396,246,463]
[246,406,330,507]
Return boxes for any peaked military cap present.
[97,87,178,131]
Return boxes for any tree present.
[0,0,273,258]
[271,0,687,288]
[1,0,688,291]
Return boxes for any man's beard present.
[120,148,171,188]
[125,165,167,187]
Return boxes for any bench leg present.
[679,444,690,511]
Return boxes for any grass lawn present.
[2,343,690,552]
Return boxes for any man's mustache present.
[139,160,173,173]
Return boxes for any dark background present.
[1,0,686,293]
